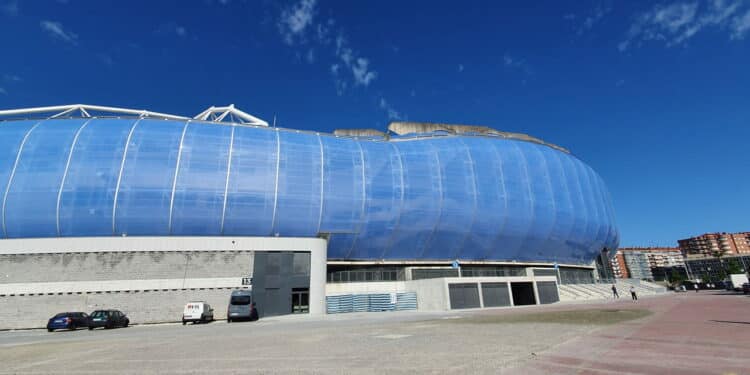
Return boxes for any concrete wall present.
[0,288,244,330]
[0,236,328,329]
[0,252,253,283]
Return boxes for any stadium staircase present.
[558,279,668,302]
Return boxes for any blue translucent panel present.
[274,131,322,236]
[348,141,403,260]
[384,141,441,259]
[422,138,476,260]
[493,141,533,261]
[462,137,507,260]
[319,136,363,254]
[0,120,38,239]
[327,234,357,259]
[585,167,607,257]
[557,154,588,261]
[59,119,136,236]
[223,126,277,236]
[518,143,556,262]
[115,120,185,235]
[170,122,232,235]
[4,119,88,238]
[574,160,599,259]
[590,171,612,253]
[543,149,575,262]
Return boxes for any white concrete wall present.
[0,289,245,330]
[0,236,328,327]
[0,252,253,283]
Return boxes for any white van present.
[182,302,214,325]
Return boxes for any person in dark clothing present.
[630,286,637,301]
[611,284,619,299]
[694,283,699,293]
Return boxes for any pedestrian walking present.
[630,286,637,301]
[611,284,619,299]
[694,283,699,293]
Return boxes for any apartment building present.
[678,232,750,258]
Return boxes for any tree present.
[710,248,729,280]
[668,268,686,288]
[726,259,743,275]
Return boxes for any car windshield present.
[53,313,68,318]
[230,296,251,305]
[91,311,109,318]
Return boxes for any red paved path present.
[522,292,750,374]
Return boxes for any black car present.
[47,312,89,332]
[87,310,129,330]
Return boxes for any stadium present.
[0,104,620,328]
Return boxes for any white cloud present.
[3,74,21,82]
[351,58,376,86]
[278,0,317,45]
[503,53,532,75]
[379,97,402,120]
[458,64,465,72]
[731,8,750,39]
[581,3,612,34]
[1,0,18,16]
[156,22,188,38]
[40,20,78,45]
[619,0,749,51]
[0,87,6,95]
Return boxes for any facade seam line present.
[56,119,94,237]
[219,126,236,235]
[168,121,191,235]
[316,134,324,235]
[111,119,142,235]
[270,129,281,235]
[419,144,444,259]
[344,141,367,259]
[454,138,479,260]
[1,120,45,238]
[381,142,405,260]
[484,142,510,260]
[512,142,535,261]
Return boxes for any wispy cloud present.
[278,0,316,45]
[503,53,532,75]
[458,64,465,72]
[0,1,18,16]
[379,97,402,120]
[40,20,78,45]
[3,74,21,82]
[731,8,750,39]
[619,0,749,51]
[577,2,613,35]
[0,87,7,95]
[156,22,188,38]
[277,0,399,119]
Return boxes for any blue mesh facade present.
[0,118,618,265]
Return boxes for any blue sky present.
[1,0,749,247]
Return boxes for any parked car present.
[87,310,129,330]
[743,283,750,294]
[182,302,214,325]
[227,290,258,322]
[47,312,89,332]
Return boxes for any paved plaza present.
[0,293,748,374]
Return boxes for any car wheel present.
[88,327,94,331]
[227,319,231,323]
[47,328,53,332]
[123,320,129,328]
[182,320,186,325]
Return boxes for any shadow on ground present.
[435,308,652,325]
